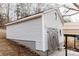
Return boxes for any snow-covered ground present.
[50,48,79,56]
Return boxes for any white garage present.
[5,8,64,55]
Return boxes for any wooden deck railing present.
[64,34,78,56]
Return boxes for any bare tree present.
[6,3,10,23]
[62,3,79,17]
[0,3,8,27]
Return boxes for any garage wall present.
[10,39,36,50]
[6,17,43,51]
[42,9,64,51]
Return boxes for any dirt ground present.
[0,28,39,56]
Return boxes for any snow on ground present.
[50,48,79,56]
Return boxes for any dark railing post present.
[74,36,76,49]
[47,50,49,56]
[65,35,67,56]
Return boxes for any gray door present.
[47,28,59,54]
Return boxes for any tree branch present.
[64,5,79,11]
[73,3,79,9]
[63,11,79,17]
[65,9,71,14]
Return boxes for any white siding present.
[6,17,43,51]
[42,10,64,51]
[44,10,63,28]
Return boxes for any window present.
[55,12,57,20]
[60,30,62,36]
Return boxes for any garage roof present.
[5,8,64,26]
[64,22,79,29]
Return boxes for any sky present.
[58,3,79,22]
[1,3,79,22]
[71,12,79,22]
